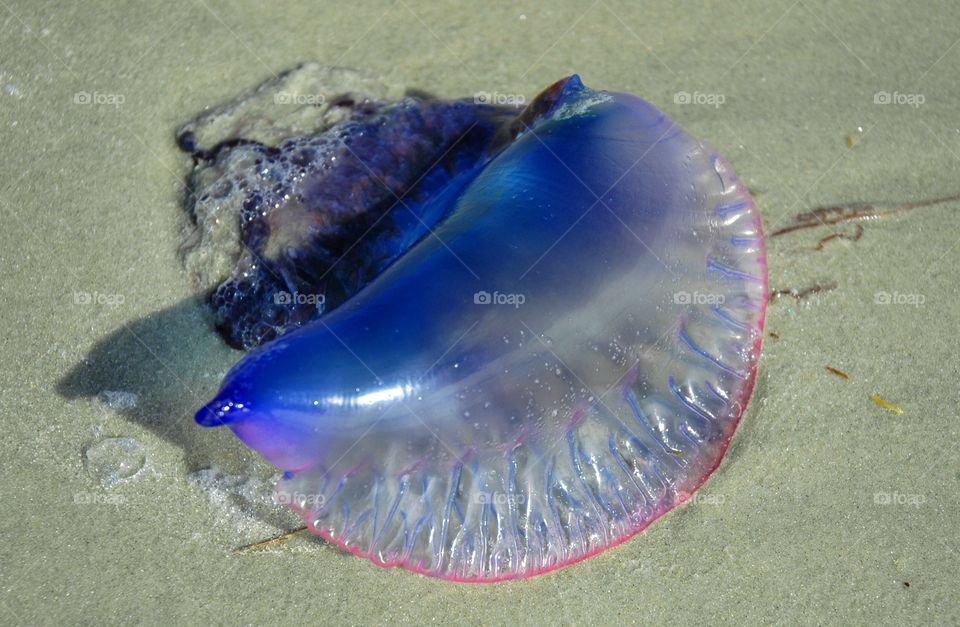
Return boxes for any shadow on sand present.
[56,296,249,469]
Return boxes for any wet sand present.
[1,0,957,623]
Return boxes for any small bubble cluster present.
[83,437,147,489]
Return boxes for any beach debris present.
[825,366,850,380]
[798,224,864,253]
[769,193,960,238]
[233,527,310,555]
[768,281,838,302]
[870,394,903,415]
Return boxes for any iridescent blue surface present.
[196,76,767,581]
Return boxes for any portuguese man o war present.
[184,67,767,581]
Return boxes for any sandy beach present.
[1,0,957,623]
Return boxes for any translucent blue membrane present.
[196,76,767,581]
